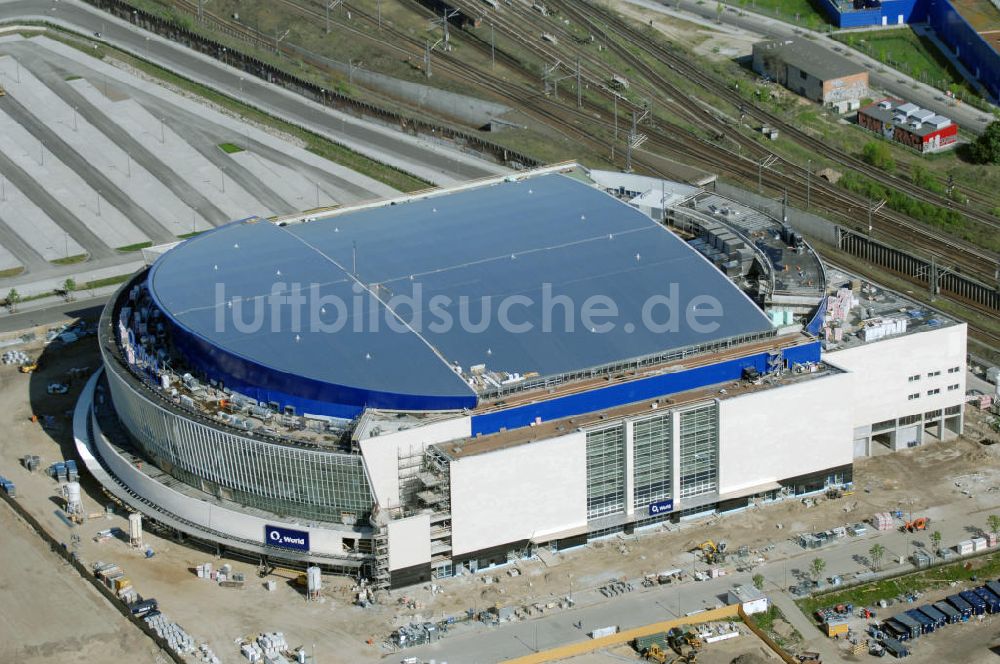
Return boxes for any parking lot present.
[0,34,397,293]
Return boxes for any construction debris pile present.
[144,612,196,657]
[1,349,31,365]
[239,632,300,663]
[391,622,444,649]
[196,561,245,588]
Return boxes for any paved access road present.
[0,0,506,186]
[404,496,1000,663]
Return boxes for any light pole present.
[159,117,165,144]
[96,190,101,217]
[805,158,811,210]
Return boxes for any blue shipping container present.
[947,594,973,618]
[904,609,935,633]
[974,587,1000,613]
[959,591,986,615]
[933,601,962,623]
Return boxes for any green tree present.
[862,141,895,172]
[988,514,1000,537]
[869,543,886,571]
[930,530,942,554]
[63,278,76,299]
[810,557,826,581]
[6,288,19,313]
[970,121,1000,164]
[752,573,765,590]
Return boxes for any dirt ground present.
[605,0,761,61]
[4,330,1000,663]
[0,498,165,663]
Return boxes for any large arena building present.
[75,164,967,590]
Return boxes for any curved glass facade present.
[101,279,373,525]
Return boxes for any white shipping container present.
[590,625,619,639]
[972,537,988,551]
[956,540,974,555]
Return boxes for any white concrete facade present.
[718,371,855,496]
[449,431,588,557]
[387,514,432,571]
[825,324,967,455]
[359,415,471,511]
[75,372,366,566]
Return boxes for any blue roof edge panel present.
[470,342,821,435]
[160,305,477,417]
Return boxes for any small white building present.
[727,584,769,615]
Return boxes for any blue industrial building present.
[818,0,999,100]
[927,0,1000,101]
[819,0,925,27]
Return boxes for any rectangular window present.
[586,424,626,519]
[948,367,961,374]
[632,414,672,510]
[927,388,940,396]
[945,405,961,415]
[927,370,941,377]
[872,418,896,431]
[679,403,719,499]
[947,384,960,391]
[908,375,920,382]
[925,410,940,420]
[908,393,919,400]
[900,414,921,425]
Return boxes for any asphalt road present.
[626,0,995,135]
[404,495,1000,663]
[0,0,504,185]
[0,292,107,334]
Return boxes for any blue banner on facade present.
[265,525,310,551]
[648,498,674,516]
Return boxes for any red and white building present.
[858,99,959,153]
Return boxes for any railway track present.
[430,0,998,283]
[156,0,999,345]
[568,1,1000,229]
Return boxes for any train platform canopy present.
[148,173,773,413]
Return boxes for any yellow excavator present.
[646,644,697,663]
[697,540,727,564]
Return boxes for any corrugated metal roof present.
[148,174,772,408]
[754,38,866,81]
